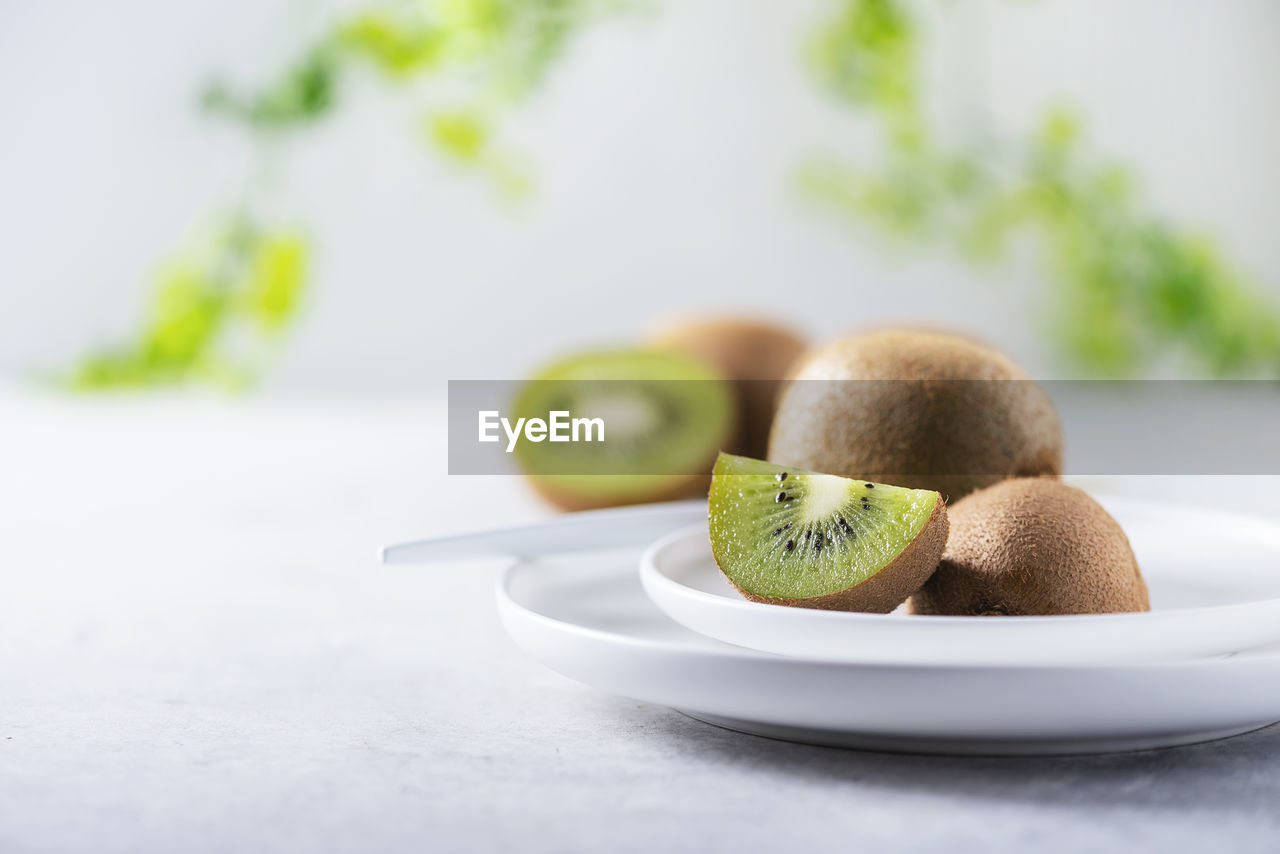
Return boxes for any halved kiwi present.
[906,478,1151,616]
[646,317,808,458]
[708,453,948,612]
[513,349,735,510]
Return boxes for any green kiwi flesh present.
[708,453,948,612]
[647,317,808,458]
[513,349,735,510]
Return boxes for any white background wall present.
[2,0,1278,394]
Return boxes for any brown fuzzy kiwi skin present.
[726,498,948,613]
[648,318,808,459]
[767,329,1063,502]
[906,478,1150,616]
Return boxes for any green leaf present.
[244,232,308,331]
[427,110,491,161]
[63,218,309,391]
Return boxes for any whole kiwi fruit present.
[648,317,807,458]
[907,478,1150,616]
[767,329,1062,501]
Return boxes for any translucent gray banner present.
[447,380,1280,475]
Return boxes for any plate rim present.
[500,555,1280,675]
[496,554,1280,754]
[642,492,1280,627]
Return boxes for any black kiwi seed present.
[776,492,787,503]
[866,483,875,489]
[785,539,795,551]
[777,472,788,482]
[783,522,792,530]
[772,527,782,536]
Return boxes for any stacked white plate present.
[493,495,1280,755]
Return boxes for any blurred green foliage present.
[70,0,618,390]
[68,218,307,390]
[809,0,920,144]
[803,0,1280,377]
[70,0,1280,390]
[201,0,622,191]
[202,43,340,127]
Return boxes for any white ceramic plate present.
[498,548,1280,755]
[640,496,1280,665]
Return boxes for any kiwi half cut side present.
[646,317,807,458]
[513,349,736,511]
[708,453,948,612]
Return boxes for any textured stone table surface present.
[3,394,1280,854]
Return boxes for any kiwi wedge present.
[513,349,735,511]
[708,453,948,612]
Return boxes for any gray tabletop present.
[4,397,1278,853]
